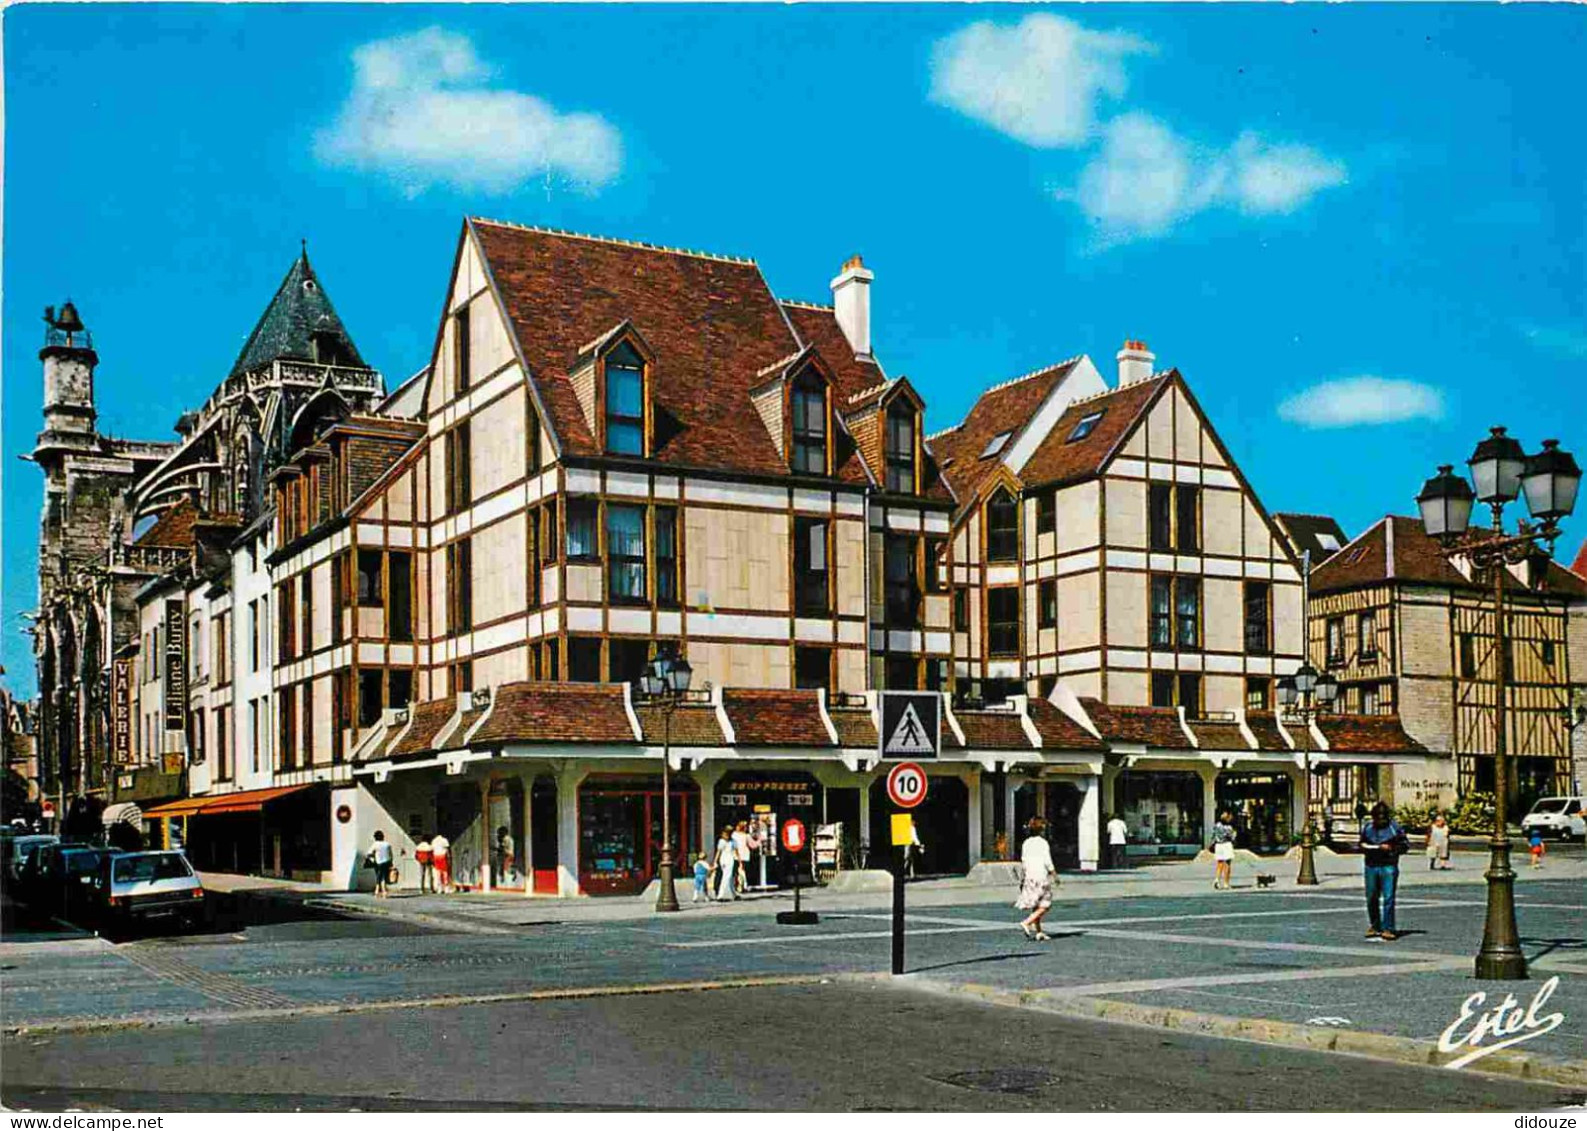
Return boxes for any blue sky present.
[4,3,1585,696]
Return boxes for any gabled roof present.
[931,360,1081,500]
[722,689,833,746]
[1026,700,1107,751]
[1571,538,1587,581]
[1311,515,1587,598]
[1018,373,1171,491]
[1080,699,1190,749]
[471,682,636,745]
[635,702,726,746]
[471,219,802,478]
[134,499,199,548]
[1318,714,1428,755]
[228,249,368,379]
[1274,513,1350,566]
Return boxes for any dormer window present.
[886,404,916,494]
[987,489,1018,562]
[604,342,645,456]
[791,373,827,474]
[1067,410,1105,442]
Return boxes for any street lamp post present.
[1417,427,1581,981]
[641,655,694,914]
[1278,663,1338,886]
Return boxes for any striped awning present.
[142,784,313,819]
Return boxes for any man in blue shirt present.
[1359,801,1409,941]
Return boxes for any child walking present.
[692,852,710,903]
[1528,827,1546,868]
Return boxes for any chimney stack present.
[830,254,874,358]
[1116,339,1156,386]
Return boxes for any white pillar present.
[478,778,493,894]
[1200,763,1220,847]
[693,762,725,853]
[858,772,873,865]
[1078,774,1101,871]
[1004,775,1019,847]
[556,765,585,897]
[522,769,537,898]
[979,775,995,858]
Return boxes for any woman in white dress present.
[714,829,739,901]
[1211,811,1237,890]
[1015,818,1058,940]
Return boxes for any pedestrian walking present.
[415,835,435,893]
[1211,811,1237,890]
[715,829,739,901]
[1360,801,1409,941]
[1106,812,1129,870]
[732,821,750,895]
[496,826,516,886]
[1426,814,1451,871]
[432,832,452,894]
[1014,817,1058,941]
[368,830,394,898]
[692,852,710,903]
[1528,827,1546,869]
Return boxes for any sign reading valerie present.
[163,600,186,731]
[112,658,133,763]
[879,691,940,759]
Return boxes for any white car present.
[95,850,207,932]
[1520,796,1585,842]
[4,834,58,884]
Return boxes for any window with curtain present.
[791,376,827,473]
[987,491,1018,561]
[566,499,598,560]
[794,517,829,616]
[1176,576,1201,649]
[1358,611,1378,659]
[1244,581,1270,654]
[1039,579,1057,629]
[1150,575,1173,648]
[885,404,915,493]
[1246,677,1270,711]
[604,343,645,455]
[606,505,647,603]
[357,549,382,606]
[656,507,678,608]
[1327,617,1346,665]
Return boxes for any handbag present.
[363,852,377,869]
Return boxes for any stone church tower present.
[29,250,381,814]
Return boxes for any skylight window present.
[1316,532,1342,552]
[979,431,1012,459]
[1067,410,1105,443]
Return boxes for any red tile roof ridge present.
[925,423,962,441]
[470,216,758,266]
[846,378,893,405]
[977,355,1083,399]
[779,298,834,312]
[755,348,809,379]
[575,319,633,358]
[1067,370,1172,409]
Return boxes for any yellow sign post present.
[890,813,914,848]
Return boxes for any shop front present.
[578,775,700,896]
[1215,771,1295,854]
[713,770,825,889]
[868,774,970,876]
[1013,779,1083,869]
[1116,769,1206,859]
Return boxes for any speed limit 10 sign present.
[886,762,928,809]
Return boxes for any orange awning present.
[143,784,314,819]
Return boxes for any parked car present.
[24,843,110,918]
[4,834,57,886]
[1520,796,1585,842]
[93,851,206,933]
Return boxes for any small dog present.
[1255,873,1277,889]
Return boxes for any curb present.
[2,974,834,1038]
[854,974,1587,1089]
[302,897,517,936]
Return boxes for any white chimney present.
[830,254,874,357]
[1116,339,1156,386]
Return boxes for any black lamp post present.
[1416,427,1580,981]
[1278,662,1338,886]
[640,654,693,913]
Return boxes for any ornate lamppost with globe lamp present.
[1416,427,1580,980]
[640,654,693,913]
[1278,663,1338,886]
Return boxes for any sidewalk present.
[294,851,1587,932]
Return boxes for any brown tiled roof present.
[635,703,726,746]
[471,682,636,745]
[1311,516,1587,598]
[1019,374,1170,490]
[955,710,1033,750]
[932,361,1080,499]
[444,704,487,749]
[135,500,200,547]
[1572,538,1587,580]
[473,220,801,478]
[1187,719,1251,752]
[1274,512,1349,565]
[1079,699,1190,749]
[1026,700,1106,751]
[386,698,455,759]
[829,708,878,748]
[722,689,833,746]
[1318,714,1427,755]
[1244,712,1291,753]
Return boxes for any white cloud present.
[1277,377,1446,429]
[314,28,622,195]
[1068,114,1345,243]
[929,13,1151,148]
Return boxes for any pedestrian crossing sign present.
[879,692,940,759]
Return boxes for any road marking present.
[1034,957,1464,998]
[116,945,300,1011]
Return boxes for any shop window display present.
[1117,771,1205,857]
